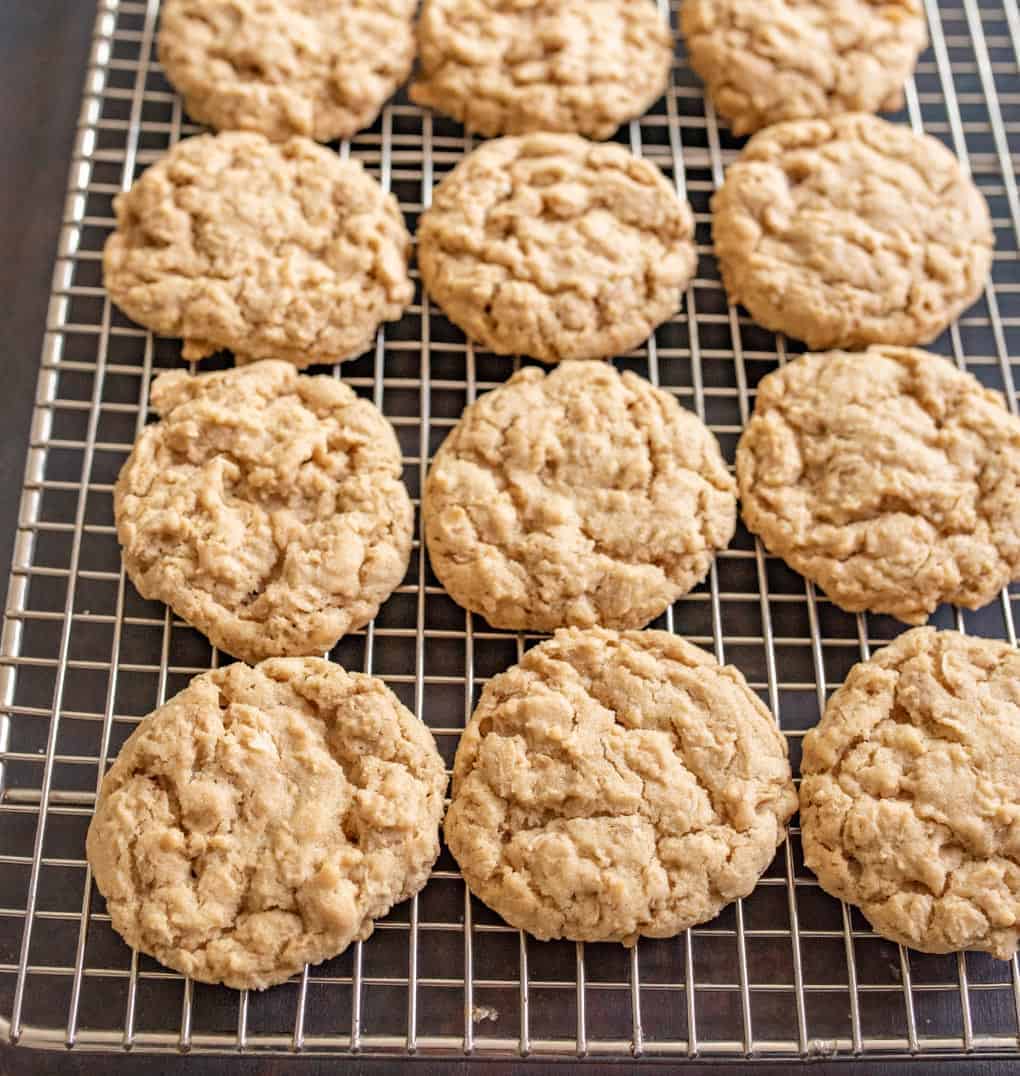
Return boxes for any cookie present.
[409,0,673,140]
[103,132,413,367]
[417,134,697,363]
[446,627,798,943]
[682,0,927,136]
[712,114,993,349]
[735,347,1020,623]
[158,0,416,143]
[86,658,448,989]
[115,361,413,664]
[800,628,1020,959]
[424,362,736,631]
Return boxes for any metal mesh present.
[2,0,1020,1059]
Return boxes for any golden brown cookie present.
[446,628,797,943]
[736,347,1020,623]
[158,0,417,142]
[800,628,1020,960]
[103,132,413,367]
[87,658,447,989]
[410,0,673,140]
[115,361,413,663]
[417,134,697,362]
[682,0,927,135]
[712,115,993,349]
[424,362,736,631]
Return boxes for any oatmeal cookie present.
[735,347,1020,623]
[115,361,413,663]
[86,658,447,989]
[682,0,927,135]
[800,627,1020,959]
[417,134,697,362]
[103,132,413,366]
[424,362,736,631]
[410,0,673,140]
[158,0,416,143]
[712,114,993,349]
[446,627,797,942]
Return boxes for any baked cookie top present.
[103,132,413,366]
[115,361,413,664]
[736,347,1020,623]
[158,0,416,143]
[446,627,797,943]
[424,362,736,631]
[712,115,993,350]
[800,627,1020,959]
[86,658,447,989]
[410,0,673,140]
[682,0,927,136]
[417,134,697,362]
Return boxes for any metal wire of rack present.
[2,0,1020,1061]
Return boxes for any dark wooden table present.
[0,3,1017,1075]
[0,2,97,614]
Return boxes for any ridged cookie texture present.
[736,347,1020,623]
[115,361,413,664]
[712,114,992,349]
[410,0,673,140]
[103,132,413,367]
[158,0,417,143]
[800,628,1020,960]
[86,659,448,990]
[424,362,736,631]
[682,0,927,135]
[417,133,697,363]
[446,628,797,943]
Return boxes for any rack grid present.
[2,0,1020,1061]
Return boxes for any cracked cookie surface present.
[103,132,413,367]
[736,347,1020,623]
[158,0,416,143]
[445,628,797,942]
[115,361,413,664]
[800,627,1020,959]
[712,115,993,349]
[416,134,697,363]
[682,0,927,136]
[86,658,447,989]
[410,0,673,140]
[424,362,736,631]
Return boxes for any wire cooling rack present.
[2,0,1020,1062]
